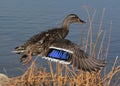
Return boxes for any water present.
[0,0,120,78]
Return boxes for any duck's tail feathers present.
[12,46,25,54]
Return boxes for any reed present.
[6,58,120,86]
[6,9,120,86]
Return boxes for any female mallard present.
[18,38,106,72]
[13,14,86,64]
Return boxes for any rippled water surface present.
[0,0,120,77]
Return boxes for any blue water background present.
[0,0,120,79]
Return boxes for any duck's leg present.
[22,51,33,65]
[20,55,28,63]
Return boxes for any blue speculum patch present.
[47,49,69,61]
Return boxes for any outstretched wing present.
[42,39,106,72]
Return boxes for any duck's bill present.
[79,19,86,24]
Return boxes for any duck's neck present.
[62,19,70,30]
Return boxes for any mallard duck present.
[13,14,86,64]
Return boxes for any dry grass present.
[6,57,120,86]
[5,8,120,86]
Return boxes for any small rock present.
[0,73,9,86]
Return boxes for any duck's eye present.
[75,16,79,18]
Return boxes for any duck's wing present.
[13,28,63,54]
[42,39,106,72]
[23,28,66,47]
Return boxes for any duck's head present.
[62,14,86,28]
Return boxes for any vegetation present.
[5,8,120,86]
